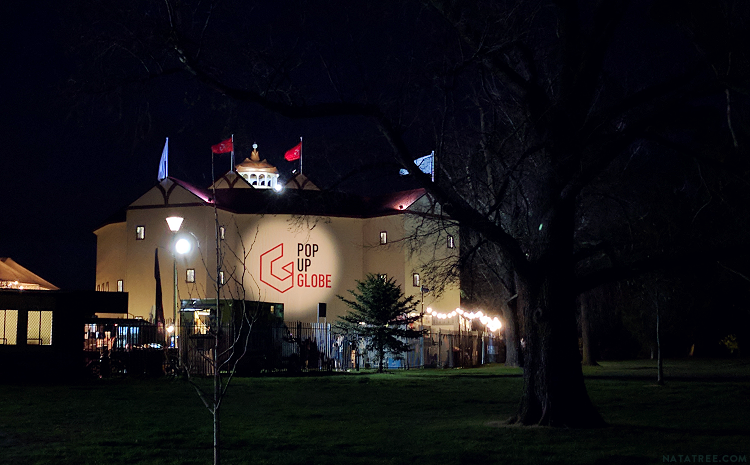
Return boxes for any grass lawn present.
[0,359,748,464]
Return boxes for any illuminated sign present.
[259,244,294,293]
[259,242,333,293]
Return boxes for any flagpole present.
[165,137,169,179]
[230,134,235,172]
[299,136,303,175]
[431,150,435,183]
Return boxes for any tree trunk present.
[378,345,385,373]
[503,296,522,367]
[580,293,598,366]
[213,338,221,465]
[213,408,220,465]
[509,200,605,428]
[510,271,605,427]
[656,299,664,385]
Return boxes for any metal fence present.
[179,320,337,375]
[84,319,165,377]
[84,320,161,352]
[178,321,505,374]
[408,328,506,369]
[354,329,505,370]
[85,319,505,377]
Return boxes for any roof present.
[168,177,213,203]
[211,187,427,218]
[284,173,320,191]
[0,258,59,290]
[99,174,429,230]
[234,146,278,174]
[235,157,278,173]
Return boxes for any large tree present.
[71,0,750,427]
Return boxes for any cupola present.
[235,143,280,189]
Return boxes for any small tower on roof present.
[235,143,280,189]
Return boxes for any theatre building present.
[94,145,460,329]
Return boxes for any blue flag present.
[399,151,434,181]
[158,137,169,181]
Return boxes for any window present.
[378,274,387,281]
[136,226,145,240]
[117,280,123,292]
[380,231,387,245]
[219,226,226,240]
[27,310,53,345]
[186,269,196,283]
[219,271,225,285]
[447,235,455,249]
[1,310,19,345]
[412,273,420,287]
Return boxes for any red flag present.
[284,142,302,161]
[211,138,233,154]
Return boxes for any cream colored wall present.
[360,212,460,323]
[227,214,364,322]
[116,179,224,320]
[94,222,127,293]
[403,198,461,320]
[125,204,217,320]
[362,215,406,286]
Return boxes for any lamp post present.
[166,216,184,348]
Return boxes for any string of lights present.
[419,308,503,332]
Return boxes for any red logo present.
[260,244,294,293]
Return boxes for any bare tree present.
[179,215,264,465]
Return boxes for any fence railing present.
[178,320,505,375]
[84,320,162,352]
[85,319,505,376]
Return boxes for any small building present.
[0,289,128,379]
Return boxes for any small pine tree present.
[337,274,423,372]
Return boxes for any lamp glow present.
[175,238,191,254]
[166,216,184,232]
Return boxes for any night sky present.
[1,1,748,296]
[0,2,418,290]
[1,3,104,290]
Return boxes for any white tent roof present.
[0,257,58,290]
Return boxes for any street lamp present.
[166,216,184,349]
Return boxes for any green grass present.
[1,359,748,464]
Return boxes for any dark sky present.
[0,2,424,290]
[1,3,99,290]
[1,1,745,292]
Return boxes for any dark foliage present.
[336,274,422,373]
